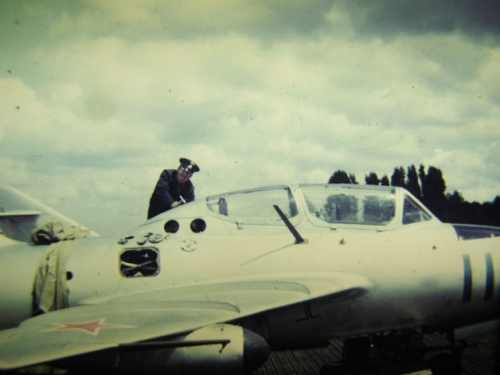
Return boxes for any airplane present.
[0,183,499,374]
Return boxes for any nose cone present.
[243,328,270,372]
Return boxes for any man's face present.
[177,166,193,184]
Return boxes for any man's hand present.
[171,201,182,208]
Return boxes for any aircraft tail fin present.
[0,185,96,243]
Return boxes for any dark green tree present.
[418,164,426,190]
[406,165,422,199]
[390,166,406,187]
[421,166,447,219]
[329,170,357,184]
[329,170,351,184]
[365,172,380,185]
[445,190,465,223]
[348,163,500,226]
[478,196,500,227]
[492,196,500,226]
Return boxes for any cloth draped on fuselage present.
[31,217,90,315]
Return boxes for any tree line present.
[328,165,500,227]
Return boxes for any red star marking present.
[45,318,135,337]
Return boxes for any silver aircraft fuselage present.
[0,184,499,372]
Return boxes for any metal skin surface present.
[0,184,498,374]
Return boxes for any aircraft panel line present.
[484,253,494,301]
[462,254,472,303]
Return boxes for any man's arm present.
[152,170,176,206]
[182,182,195,203]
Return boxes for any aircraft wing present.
[0,185,96,242]
[0,272,372,370]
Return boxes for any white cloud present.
[1,0,499,235]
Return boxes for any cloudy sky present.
[1,0,499,237]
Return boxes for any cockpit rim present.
[204,183,440,230]
[143,183,441,233]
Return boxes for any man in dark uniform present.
[147,158,200,219]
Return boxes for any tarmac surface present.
[253,332,499,375]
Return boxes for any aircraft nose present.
[243,328,270,372]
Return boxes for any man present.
[147,158,200,219]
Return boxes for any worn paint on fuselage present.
[1,184,499,346]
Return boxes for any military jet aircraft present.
[0,183,499,374]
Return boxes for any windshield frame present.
[205,185,302,226]
[298,183,400,230]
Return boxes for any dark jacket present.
[147,169,195,219]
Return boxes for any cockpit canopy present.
[206,185,298,225]
[205,184,436,229]
[302,185,396,226]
